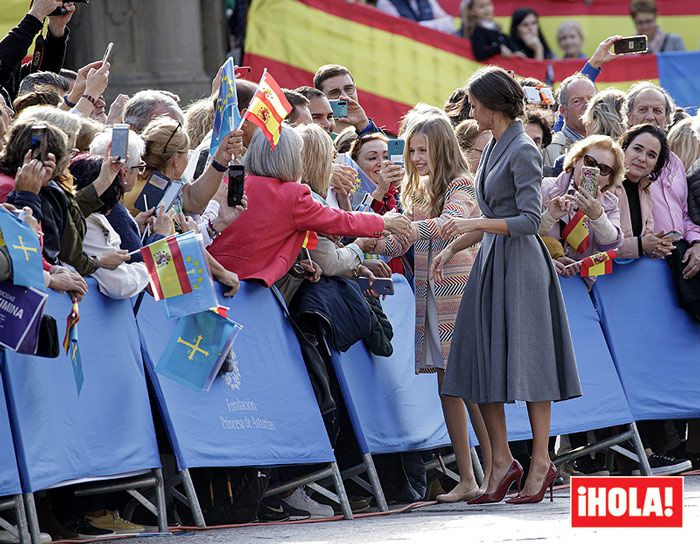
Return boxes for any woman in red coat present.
[209,126,411,286]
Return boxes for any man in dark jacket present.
[0,0,74,100]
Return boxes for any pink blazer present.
[209,174,384,286]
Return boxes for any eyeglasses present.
[583,154,613,177]
[327,84,356,100]
[129,161,147,176]
[163,122,182,155]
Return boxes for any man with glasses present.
[313,64,382,136]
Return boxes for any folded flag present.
[0,207,44,291]
[163,232,218,319]
[334,152,378,210]
[243,69,292,149]
[156,309,243,392]
[301,230,318,250]
[140,235,192,301]
[561,210,591,254]
[210,57,241,157]
[62,299,83,394]
[579,250,618,277]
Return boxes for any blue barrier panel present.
[0,371,21,498]
[504,277,635,441]
[330,275,451,455]
[1,279,161,492]
[136,281,335,469]
[592,258,700,420]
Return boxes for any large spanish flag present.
[140,235,192,301]
[244,0,700,133]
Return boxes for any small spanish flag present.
[245,69,293,149]
[561,210,591,254]
[63,299,79,354]
[302,230,318,250]
[580,250,618,277]
[140,235,192,300]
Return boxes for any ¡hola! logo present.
[571,476,683,528]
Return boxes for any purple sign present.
[0,280,47,353]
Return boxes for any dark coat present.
[687,165,700,227]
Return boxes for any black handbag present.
[271,287,336,416]
[34,314,60,358]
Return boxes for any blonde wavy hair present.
[582,89,627,139]
[184,98,215,150]
[141,117,190,173]
[297,123,334,196]
[402,113,470,217]
[667,117,700,172]
[563,134,626,191]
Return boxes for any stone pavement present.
[116,475,699,544]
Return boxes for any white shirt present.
[375,0,456,34]
[83,213,149,299]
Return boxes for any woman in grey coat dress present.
[434,67,581,505]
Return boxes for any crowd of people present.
[1,0,699,541]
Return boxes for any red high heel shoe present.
[506,462,557,504]
[467,460,523,505]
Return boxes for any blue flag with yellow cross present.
[0,207,44,290]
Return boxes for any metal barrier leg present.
[629,422,653,476]
[180,469,205,527]
[14,494,30,544]
[329,463,353,520]
[470,447,484,486]
[153,469,168,533]
[22,494,41,544]
[363,453,388,512]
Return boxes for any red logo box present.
[571,476,683,528]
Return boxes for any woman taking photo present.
[350,133,403,215]
[358,113,488,502]
[614,124,672,259]
[437,66,581,505]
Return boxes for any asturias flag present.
[561,210,591,254]
[210,57,241,157]
[0,207,44,290]
[580,250,618,278]
[245,69,292,149]
[140,235,192,301]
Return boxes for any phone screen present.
[613,35,647,55]
[228,165,245,207]
[329,100,348,118]
[30,125,47,162]
[111,124,129,160]
[387,139,405,165]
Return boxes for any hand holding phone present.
[659,230,682,242]
[49,0,90,17]
[355,276,394,296]
[227,165,245,207]
[387,139,405,166]
[102,41,114,64]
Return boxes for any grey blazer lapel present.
[484,120,524,175]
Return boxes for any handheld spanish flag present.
[561,211,591,254]
[579,250,618,277]
[140,235,192,301]
[63,298,84,395]
[240,69,292,149]
[302,230,318,250]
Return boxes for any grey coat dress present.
[442,120,582,403]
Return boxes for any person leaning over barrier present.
[207,125,411,288]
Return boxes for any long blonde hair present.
[297,123,334,196]
[402,114,470,217]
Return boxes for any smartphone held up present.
[30,125,48,162]
[613,35,648,55]
[580,165,599,198]
[49,0,90,17]
[228,165,245,207]
[110,124,129,161]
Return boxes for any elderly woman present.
[208,126,411,287]
[539,135,625,278]
[556,21,585,59]
[70,155,150,299]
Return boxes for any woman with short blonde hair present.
[582,89,627,140]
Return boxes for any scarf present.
[388,0,434,22]
[561,124,584,146]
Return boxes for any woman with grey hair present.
[209,126,412,287]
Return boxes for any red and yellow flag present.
[302,230,318,250]
[63,299,79,353]
[561,211,591,254]
[580,250,618,278]
[140,236,192,300]
[245,69,293,149]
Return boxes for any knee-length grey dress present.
[442,120,582,403]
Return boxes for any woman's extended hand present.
[555,256,580,277]
[217,269,241,297]
[547,195,572,220]
[431,246,454,283]
[442,217,480,239]
[382,212,411,237]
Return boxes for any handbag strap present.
[270,285,305,337]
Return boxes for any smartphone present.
[135,171,171,212]
[580,165,599,198]
[523,86,554,105]
[227,165,245,207]
[355,277,395,296]
[329,99,348,119]
[613,35,648,55]
[660,230,682,242]
[234,66,253,79]
[102,41,114,64]
[29,125,48,162]
[49,0,90,17]
[387,139,405,165]
[111,124,129,161]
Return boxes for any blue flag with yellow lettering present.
[209,57,240,157]
[162,232,218,319]
[156,309,242,391]
[0,207,44,290]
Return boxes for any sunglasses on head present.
[583,154,613,177]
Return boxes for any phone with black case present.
[613,35,648,55]
[30,125,48,162]
[228,165,245,207]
